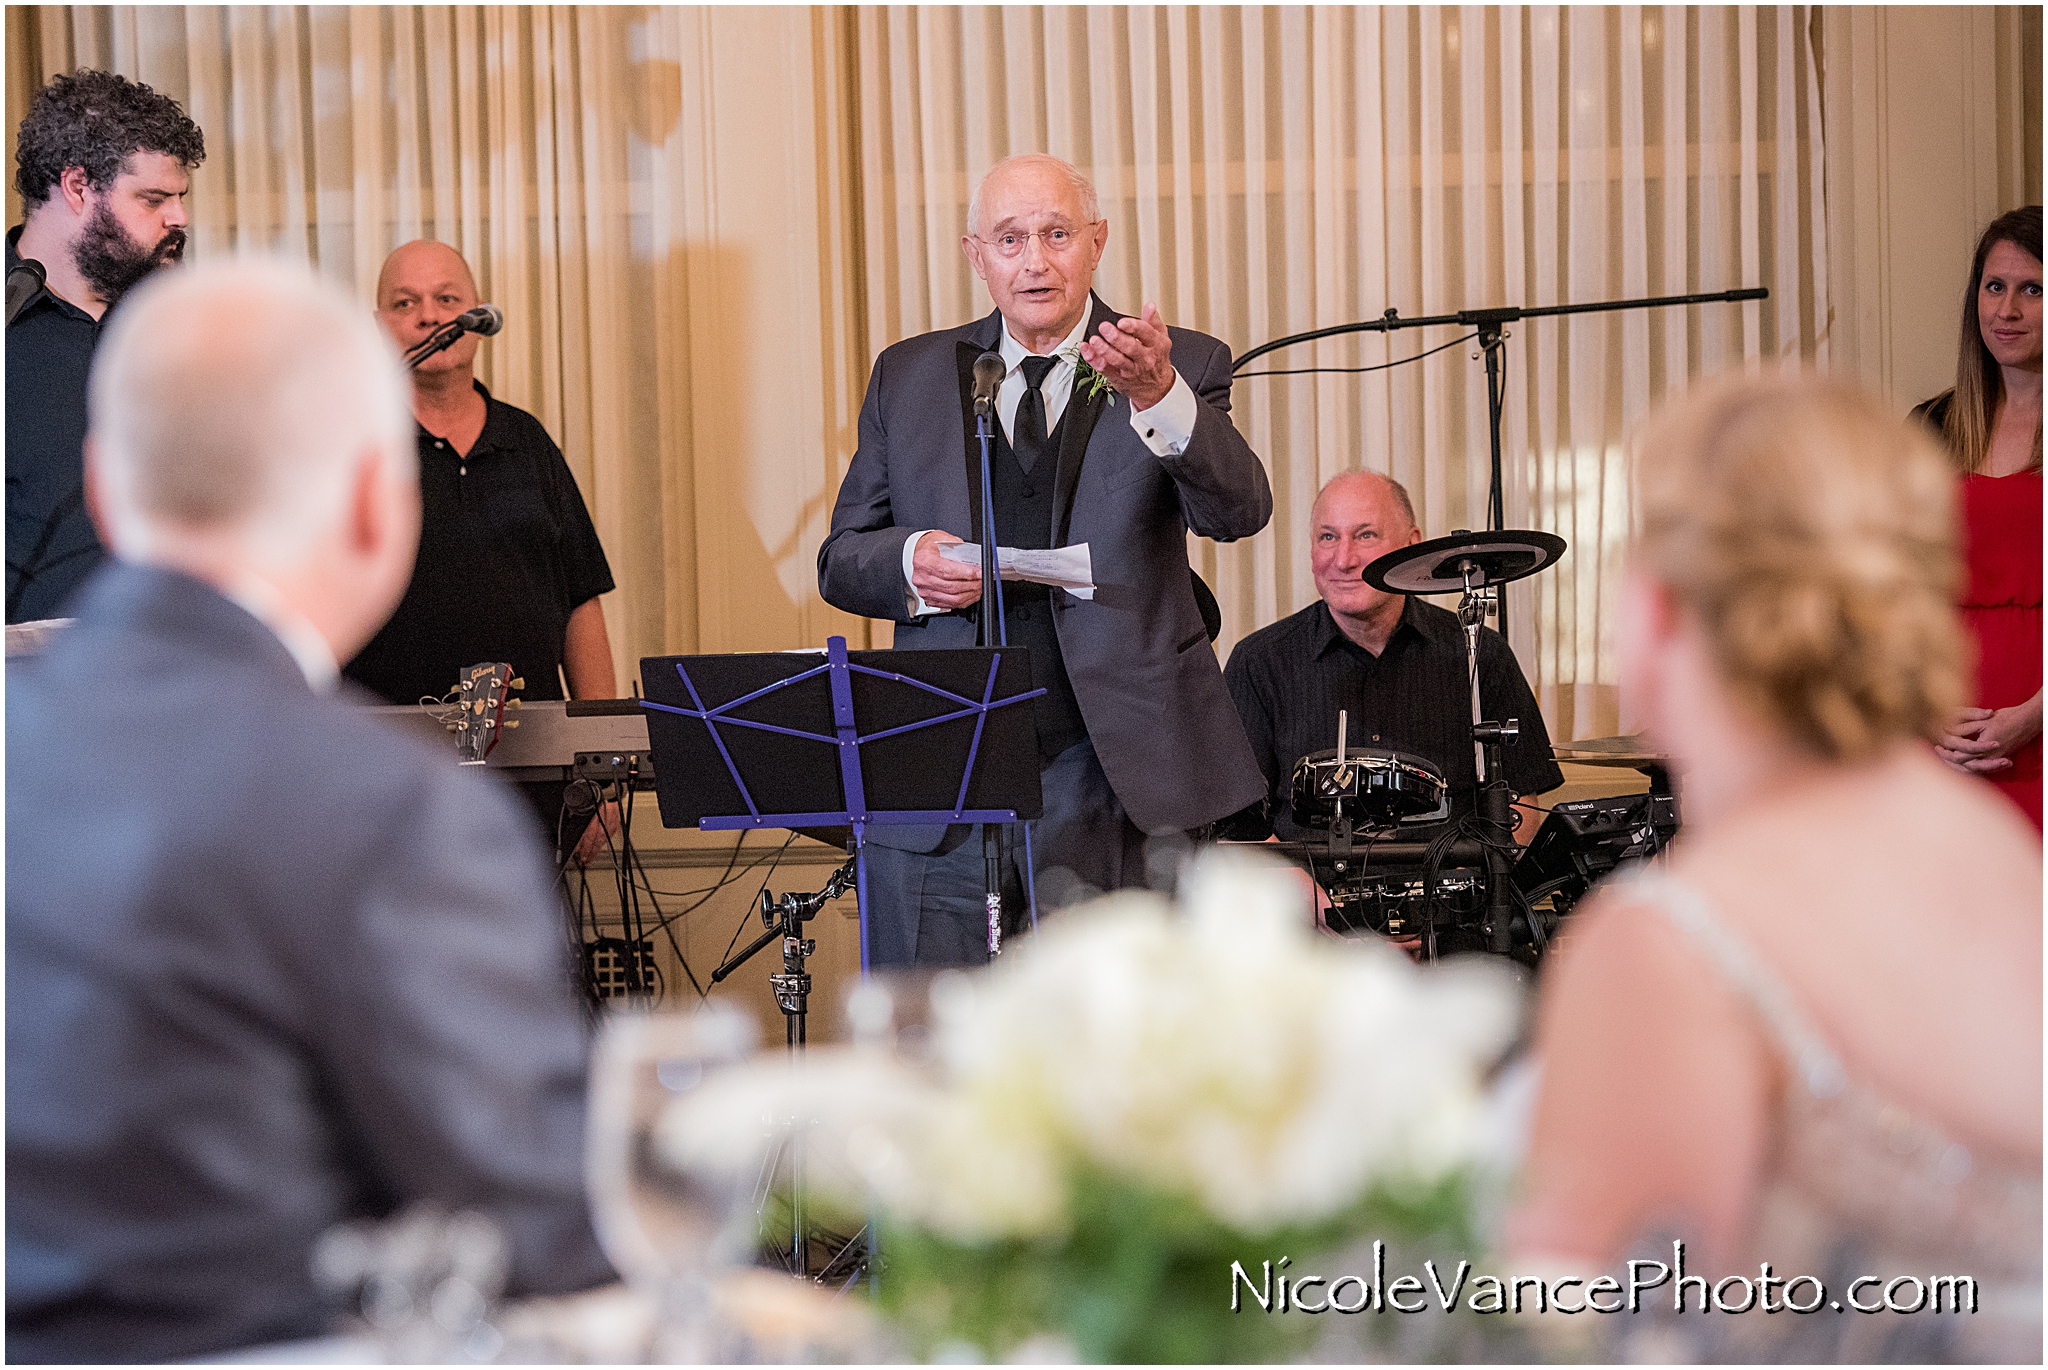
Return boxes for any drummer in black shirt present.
[1222,470,1561,841]
[346,240,618,855]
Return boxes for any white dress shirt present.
[219,570,341,693]
[901,311,1201,616]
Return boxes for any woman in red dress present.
[1916,206,2043,831]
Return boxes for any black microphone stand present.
[405,322,464,370]
[708,856,858,1278]
[1233,286,1768,642]
[973,396,1009,959]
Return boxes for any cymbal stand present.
[1330,709,1356,857]
[1456,562,1521,957]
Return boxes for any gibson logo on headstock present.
[451,661,522,764]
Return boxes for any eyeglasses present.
[975,222,1100,259]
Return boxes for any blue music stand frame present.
[640,635,1043,970]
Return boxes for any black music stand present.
[638,636,1044,970]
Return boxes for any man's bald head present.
[1312,469,1416,533]
[376,239,476,303]
[1310,469,1422,634]
[89,257,415,561]
[375,240,483,378]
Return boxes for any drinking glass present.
[584,1002,759,1361]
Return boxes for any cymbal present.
[1554,732,1655,754]
[1554,752,1670,769]
[1364,528,1566,594]
[1554,734,1671,768]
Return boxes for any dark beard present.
[72,200,185,308]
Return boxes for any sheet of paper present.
[941,541,1095,600]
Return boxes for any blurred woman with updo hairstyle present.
[1508,376,2040,1363]
[1914,205,2042,829]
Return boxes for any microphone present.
[405,303,505,369]
[972,351,1004,416]
[454,303,503,337]
[7,259,47,326]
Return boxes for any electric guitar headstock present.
[450,660,522,764]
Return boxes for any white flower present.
[659,849,1525,1243]
[934,849,1524,1230]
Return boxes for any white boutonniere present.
[1064,350,1118,406]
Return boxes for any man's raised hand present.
[1079,302,1177,411]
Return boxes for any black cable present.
[634,833,707,999]
[716,832,798,970]
[612,785,707,1000]
[1419,818,1466,964]
[643,835,716,995]
[1233,331,1477,380]
[1511,878,1549,953]
[606,784,647,989]
[633,833,783,945]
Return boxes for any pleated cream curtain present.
[6,5,880,690]
[857,6,1830,741]
[6,6,1839,742]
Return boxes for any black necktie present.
[1013,355,1059,475]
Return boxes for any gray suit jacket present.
[817,298,1271,845]
[5,564,612,1364]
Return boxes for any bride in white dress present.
[1508,375,2041,1363]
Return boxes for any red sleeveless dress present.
[1958,469,2043,830]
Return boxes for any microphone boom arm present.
[1230,285,1769,374]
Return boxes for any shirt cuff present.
[1127,371,1198,456]
[901,529,943,618]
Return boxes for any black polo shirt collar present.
[1310,594,1448,659]
[415,380,511,458]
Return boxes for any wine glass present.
[584,1002,759,1360]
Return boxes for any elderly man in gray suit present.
[5,260,612,1362]
[819,153,1272,966]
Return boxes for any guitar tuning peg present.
[510,677,525,690]
[502,719,520,729]
[504,698,521,709]
[446,724,459,733]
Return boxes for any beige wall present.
[1822,6,2044,410]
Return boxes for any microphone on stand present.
[452,303,503,337]
[972,351,1005,416]
[968,346,1011,958]
[405,303,505,369]
[7,259,47,325]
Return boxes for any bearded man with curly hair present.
[8,68,205,623]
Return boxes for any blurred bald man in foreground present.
[5,260,613,1363]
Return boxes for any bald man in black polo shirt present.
[347,240,617,854]
[1223,470,1561,841]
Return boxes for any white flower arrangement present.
[657,847,1523,1361]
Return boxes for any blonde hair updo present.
[1630,374,1964,762]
